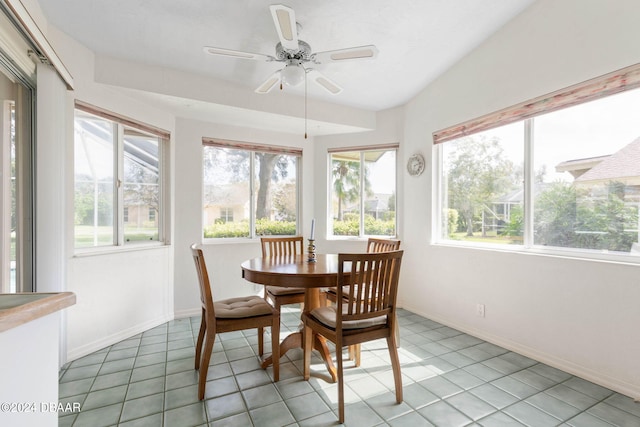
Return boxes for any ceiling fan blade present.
[307,69,343,95]
[269,4,299,51]
[203,46,274,62]
[312,45,379,64]
[255,70,281,94]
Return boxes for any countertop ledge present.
[0,292,76,333]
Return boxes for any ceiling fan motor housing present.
[275,40,312,63]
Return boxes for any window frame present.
[201,138,302,242]
[433,63,640,264]
[74,101,170,253]
[219,207,233,223]
[328,144,399,240]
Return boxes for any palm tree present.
[332,160,361,221]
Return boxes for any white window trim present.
[201,139,302,241]
[73,241,168,257]
[73,101,170,253]
[327,144,399,240]
[434,119,640,264]
[432,63,640,264]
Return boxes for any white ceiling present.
[39,0,535,131]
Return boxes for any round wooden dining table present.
[241,253,340,382]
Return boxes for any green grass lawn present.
[75,225,158,247]
[449,231,522,245]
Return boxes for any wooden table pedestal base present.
[261,330,337,383]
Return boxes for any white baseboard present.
[173,308,201,319]
[401,302,640,401]
[66,314,174,362]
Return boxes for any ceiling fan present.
[203,4,378,95]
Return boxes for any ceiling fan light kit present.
[281,61,305,87]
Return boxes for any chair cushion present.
[214,296,274,319]
[266,285,306,296]
[310,306,387,330]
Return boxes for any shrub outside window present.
[436,69,640,259]
[532,91,640,252]
[202,140,300,239]
[74,102,168,248]
[330,146,397,238]
[440,123,524,245]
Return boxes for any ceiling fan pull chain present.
[304,65,308,139]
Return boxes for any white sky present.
[479,88,640,182]
[368,150,396,194]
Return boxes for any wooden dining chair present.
[260,236,307,310]
[302,250,404,423]
[191,244,280,400]
[366,237,402,253]
[325,237,402,365]
[325,237,401,304]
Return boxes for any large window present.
[202,139,300,239]
[329,146,397,238]
[74,102,168,249]
[436,65,640,259]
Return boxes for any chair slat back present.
[191,244,215,316]
[367,238,401,253]
[337,250,403,324]
[261,236,304,257]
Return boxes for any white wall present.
[35,61,69,364]
[400,0,640,398]
[44,28,176,360]
[172,118,316,317]
[35,62,66,295]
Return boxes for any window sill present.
[326,236,399,241]
[326,236,368,242]
[432,240,640,266]
[202,235,305,245]
[201,237,259,245]
[73,242,169,258]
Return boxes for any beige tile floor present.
[58,307,640,426]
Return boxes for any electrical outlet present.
[476,303,485,317]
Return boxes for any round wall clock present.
[407,153,425,176]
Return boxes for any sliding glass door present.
[0,63,34,293]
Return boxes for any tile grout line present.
[56,309,640,427]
